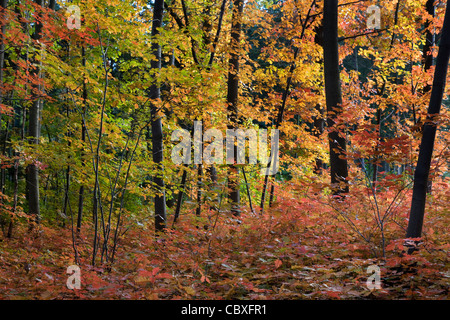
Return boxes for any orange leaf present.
[274,259,282,269]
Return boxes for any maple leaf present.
[274,259,282,269]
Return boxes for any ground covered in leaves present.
[0,188,449,300]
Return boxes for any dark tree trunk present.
[423,0,436,87]
[406,0,450,239]
[242,168,254,214]
[150,0,167,232]
[226,0,244,216]
[323,0,348,194]
[268,183,275,207]
[422,0,436,194]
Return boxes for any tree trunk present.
[406,0,450,240]
[62,100,71,228]
[196,164,202,216]
[0,0,6,102]
[372,106,382,184]
[0,1,6,195]
[77,46,87,235]
[423,0,436,194]
[150,0,167,232]
[323,0,348,195]
[26,0,44,223]
[313,103,325,174]
[226,0,244,216]
[423,0,436,89]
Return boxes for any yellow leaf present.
[183,286,196,296]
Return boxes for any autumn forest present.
[0,0,449,301]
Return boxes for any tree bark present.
[0,0,6,102]
[150,0,167,232]
[422,0,436,194]
[406,0,450,239]
[77,46,87,235]
[323,0,348,195]
[226,0,244,216]
[0,0,7,197]
[62,105,71,228]
[26,0,44,223]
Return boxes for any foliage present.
[0,0,449,299]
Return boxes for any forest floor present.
[0,185,449,300]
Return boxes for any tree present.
[0,0,6,104]
[226,0,244,216]
[423,0,436,194]
[150,0,167,232]
[406,0,450,241]
[77,45,87,235]
[323,0,348,194]
[26,0,44,224]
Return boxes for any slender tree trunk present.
[26,0,44,224]
[242,168,254,214]
[226,0,244,216]
[0,0,6,102]
[406,0,450,240]
[0,0,6,198]
[323,0,348,195]
[268,183,275,207]
[62,103,71,228]
[62,165,70,227]
[313,104,325,174]
[0,118,8,195]
[372,106,382,184]
[77,46,87,235]
[92,26,109,265]
[196,164,202,216]
[62,37,71,226]
[207,164,218,211]
[150,0,167,232]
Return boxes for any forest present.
[0,0,449,301]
